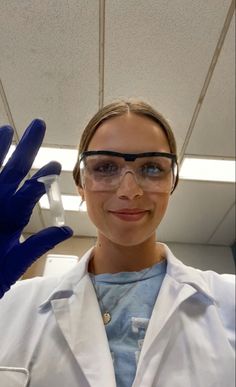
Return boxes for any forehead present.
[87,113,171,153]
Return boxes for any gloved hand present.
[0,119,73,298]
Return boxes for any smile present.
[108,209,149,221]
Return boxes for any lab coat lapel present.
[135,274,198,380]
[51,274,116,387]
[144,274,197,347]
[135,245,216,383]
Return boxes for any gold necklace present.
[90,260,164,325]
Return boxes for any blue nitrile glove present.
[0,119,73,298]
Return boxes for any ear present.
[77,185,85,201]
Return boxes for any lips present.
[108,209,149,221]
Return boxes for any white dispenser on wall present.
[43,254,79,277]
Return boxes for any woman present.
[0,100,234,387]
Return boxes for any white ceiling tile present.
[66,211,97,237]
[53,171,78,196]
[59,172,78,196]
[0,95,10,126]
[186,18,235,157]
[104,0,231,152]
[26,208,62,232]
[38,209,59,230]
[39,209,97,238]
[1,1,234,249]
[0,90,18,141]
[157,179,235,244]
[23,203,45,234]
[0,1,100,147]
[28,170,78,196]
[208,204,235,245]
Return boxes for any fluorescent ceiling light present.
[33,147,78,171]
[180,157,236,183]
[3,145,78,171]
[39,194,87,212]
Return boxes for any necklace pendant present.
[103,311,111,325]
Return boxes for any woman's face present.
[78,113,172,247]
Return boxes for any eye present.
[92,161,119,176]
[140,162,167,178]
[141,163,163,176]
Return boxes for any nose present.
[116,171,143,199]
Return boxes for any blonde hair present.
[73,99,179,192]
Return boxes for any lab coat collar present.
[163,244,216,304]
[39,244,216,311]
[39,247,94,311]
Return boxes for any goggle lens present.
[80,152,177,193]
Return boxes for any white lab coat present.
[0,245,235,387]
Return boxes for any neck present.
[89,234,166,274]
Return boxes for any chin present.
[106,230,156,247]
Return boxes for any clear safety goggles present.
[79,150,178,193]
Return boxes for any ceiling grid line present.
[98,0,105,109]
[0,78,19,141]
[179,0,235,163]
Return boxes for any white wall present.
[167,242,235,274]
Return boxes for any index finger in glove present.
[0,119,46,190]
[0,125,14,167]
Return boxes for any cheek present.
[84,191,106,226]
[149,193,170,217]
